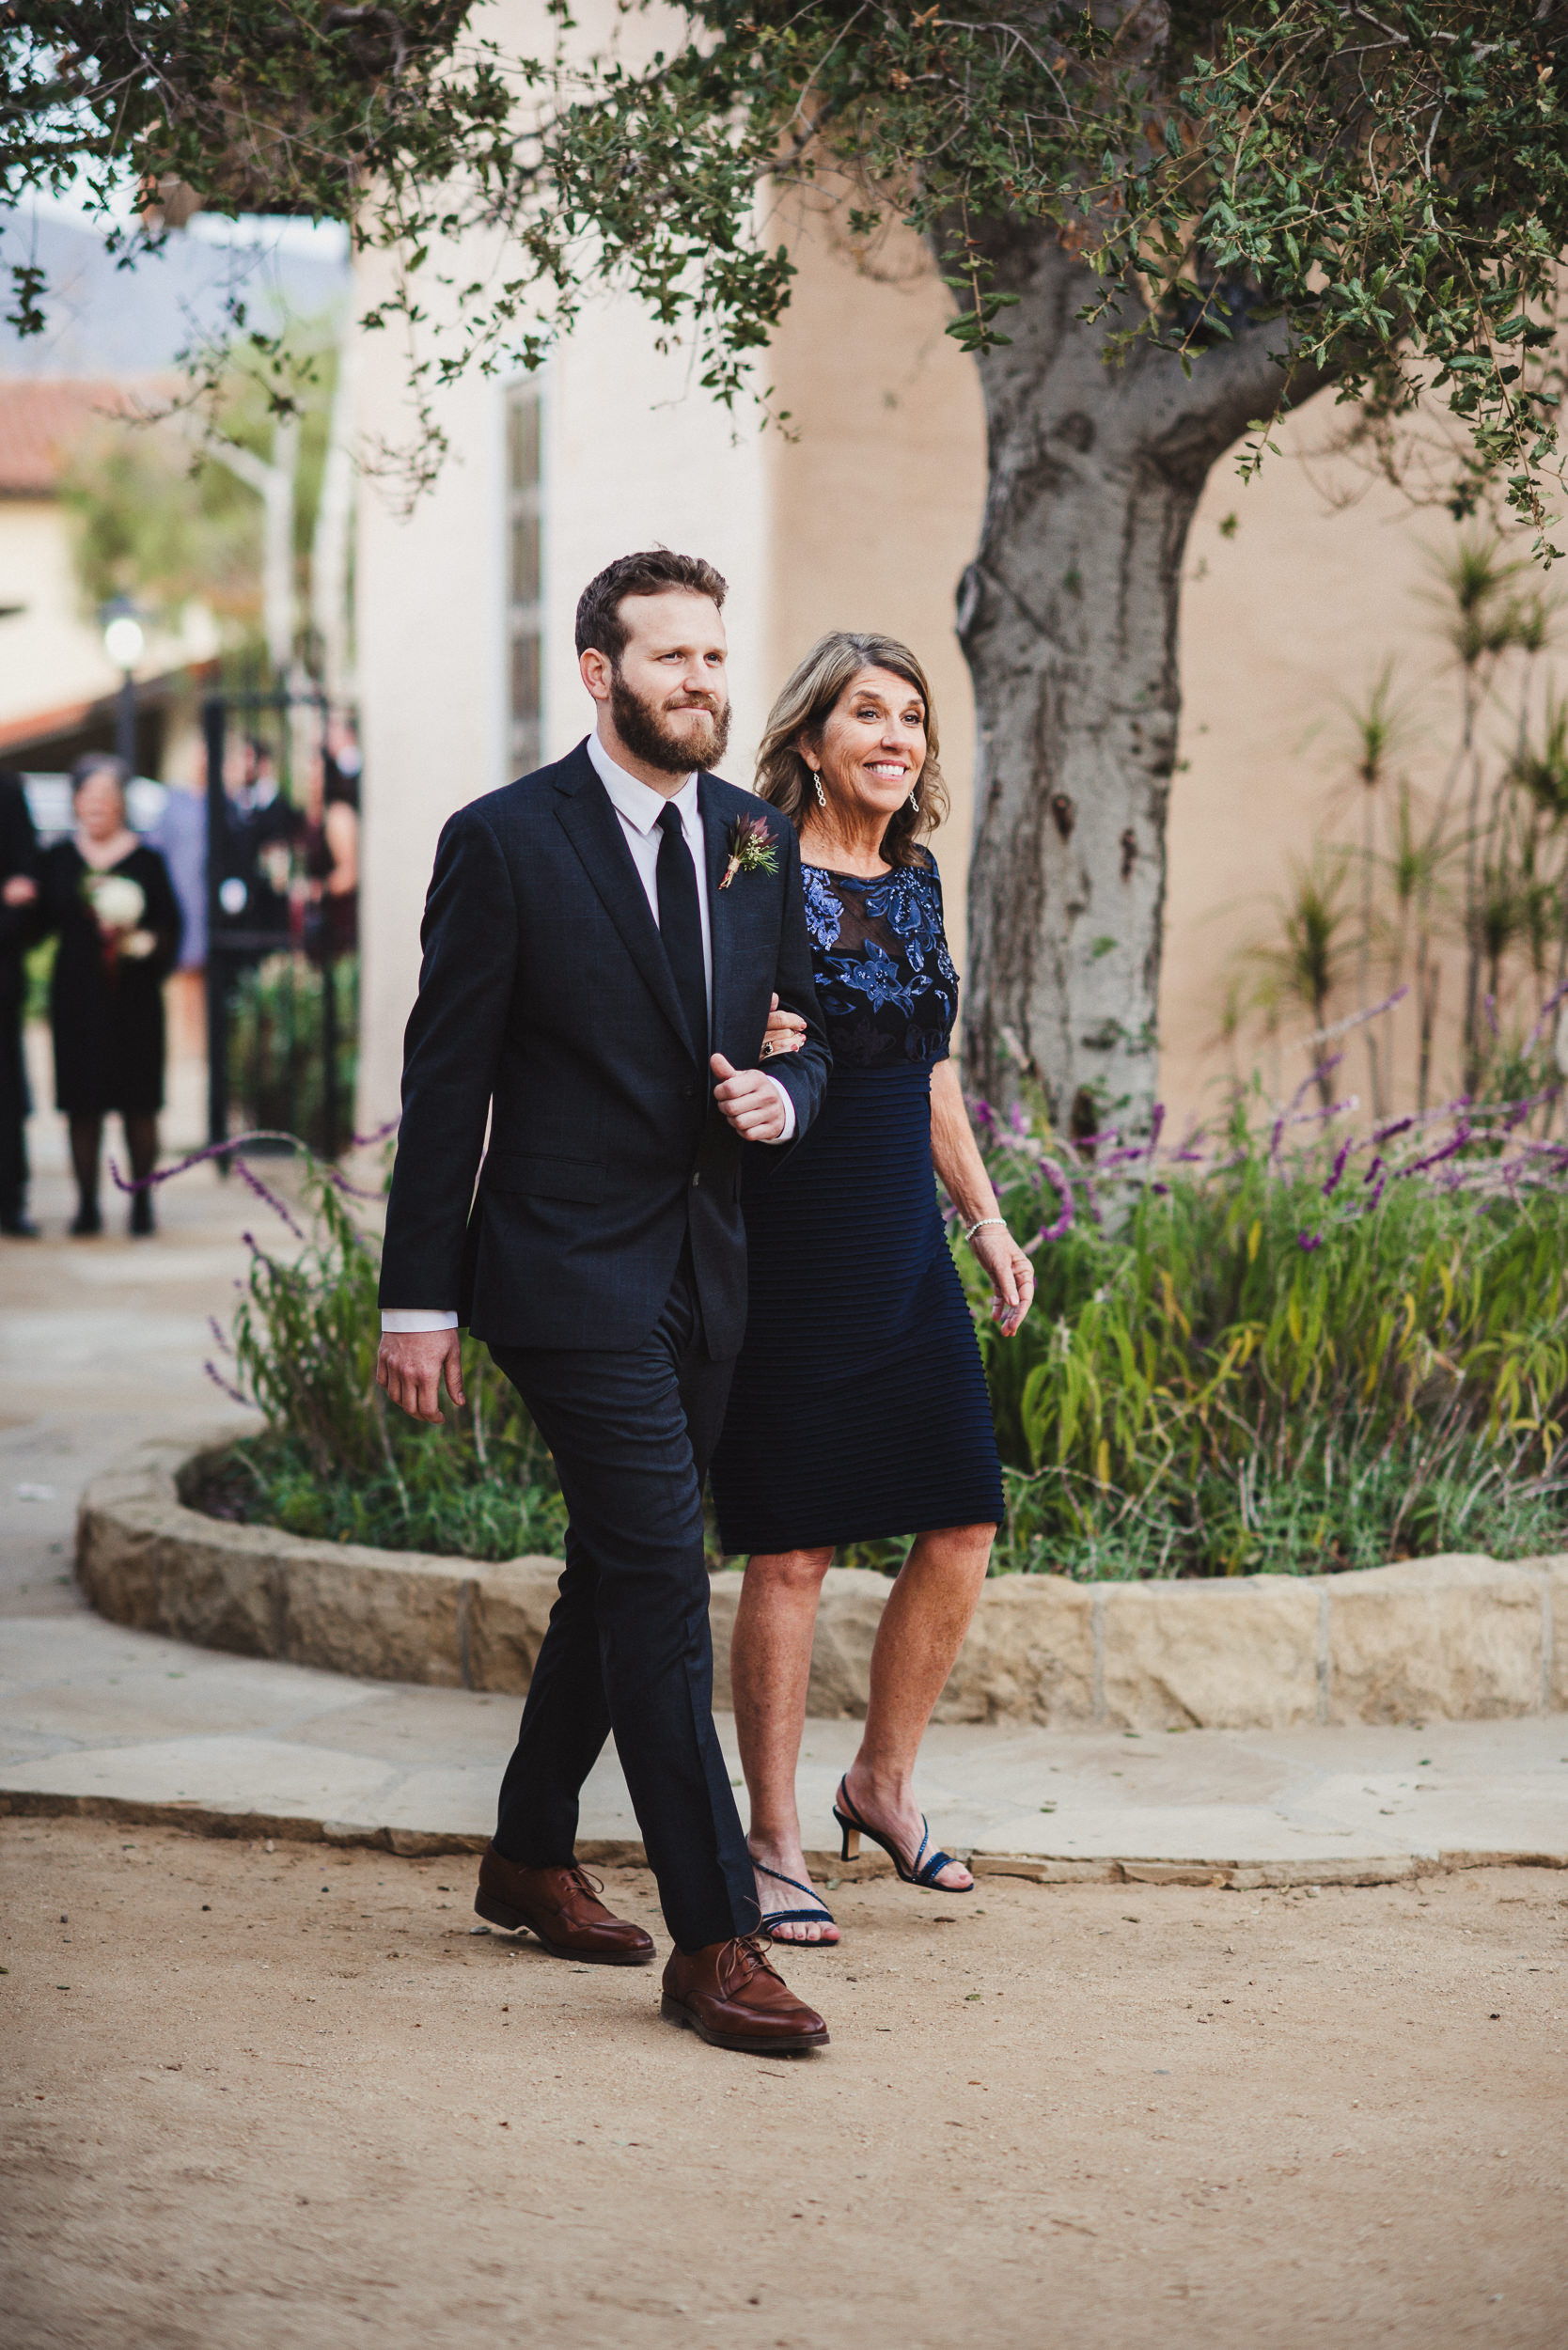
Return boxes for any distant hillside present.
[0,208,350,379]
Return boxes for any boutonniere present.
[720,811,778,890]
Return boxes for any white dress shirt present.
[382,730,794,1332]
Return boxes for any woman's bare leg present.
[730,1547,838,1943]
[840,1523,996,1892]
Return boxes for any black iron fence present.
[202,690,357,1159]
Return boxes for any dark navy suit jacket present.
[379,741,830,1355]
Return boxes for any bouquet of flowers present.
[83,871,155,968]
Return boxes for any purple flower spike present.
[235,1158,307,1242]
[1039,1155,1075,1243]
[1296,1230,1324,1252]
[1322,1137,1355,1198]
[204,1359,249,1407]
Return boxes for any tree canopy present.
[8,1,1565,541]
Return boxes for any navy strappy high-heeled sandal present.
[832,1778,972,1891]
[752,1857,839,1945]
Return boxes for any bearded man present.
[376,550,833,2054]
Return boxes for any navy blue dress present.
[711,851,1004,1554]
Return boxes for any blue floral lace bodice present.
[801,851,959,1069]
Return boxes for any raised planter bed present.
[78,1434,1568,1731]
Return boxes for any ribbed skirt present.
[710,1060,1004,1555]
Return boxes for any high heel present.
[832,1777,971,1892]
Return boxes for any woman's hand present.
[970,1224,1035,1336]
[758,992,806,1063]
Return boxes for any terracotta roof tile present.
[0,378,161,494]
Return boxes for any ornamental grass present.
[185,1073,1568,1578]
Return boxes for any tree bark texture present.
[956,227,1328,1135]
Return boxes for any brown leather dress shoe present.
[661,1935,829,2054]
[475,1848,655,1966]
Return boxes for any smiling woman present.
[710,632,1036,1951]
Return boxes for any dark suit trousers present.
[488,1250,756,1952]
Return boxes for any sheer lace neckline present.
[803,861,900,884]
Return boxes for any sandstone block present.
[1536,1554,1568,1712]
[706,1570,745,1713]
[466,1559,565,1693]
[807,1569,890,1717]
[1325,1554,1544,1723]
[936,1574,1096,1725]
[276,1546,467,1686]
[1101,1575,1320,1730]
[708,1566,893,1716]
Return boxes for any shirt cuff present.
[381,1309,460,1332]
[762,1073,796,1143]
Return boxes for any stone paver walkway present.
[3,1069,1567,1885]
[4,1609,1565,1882]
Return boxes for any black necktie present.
[655,802,709,1061]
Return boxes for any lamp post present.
[102,603,145,771]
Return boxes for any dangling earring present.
[908,786,920,813]
[812,769,827,811]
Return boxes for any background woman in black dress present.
[41,756,181,1236]
[709,634,1035,1945]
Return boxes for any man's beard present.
[609,668,730,775]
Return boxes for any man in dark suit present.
[376,551,834,2055]
[0,771,41,1238]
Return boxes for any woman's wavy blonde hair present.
[754,632,948,867]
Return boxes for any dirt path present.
[3,1821,1564,2350]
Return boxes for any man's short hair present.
[574,550,728,664]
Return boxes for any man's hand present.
[2,874,37,908]
[711,1051,787,1142]
[376,1328,466,1424]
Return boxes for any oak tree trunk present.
[956,226,1330,1135]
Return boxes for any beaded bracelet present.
[964,1216,1007,1243]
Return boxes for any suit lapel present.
[554,745,696,1059]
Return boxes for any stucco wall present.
[353,9,1564,1137]
[761,206,987,959]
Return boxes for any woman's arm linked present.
[929,1058,1034,1337]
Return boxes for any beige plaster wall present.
[0,495,203,740]
[352,11,1562,1137]
[354,293,506,1135]
[762,211,987,957]
[1167,411,1566,1124]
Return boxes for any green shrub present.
[962,1089,1568,1576]
[226,952,359,1158]
[198,1088,1568,1576]
[197,1158,566,1562]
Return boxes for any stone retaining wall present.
[78,1436,1568,1730]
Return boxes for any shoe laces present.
[561,1865,605,1905]
[716,1934,782,1997]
